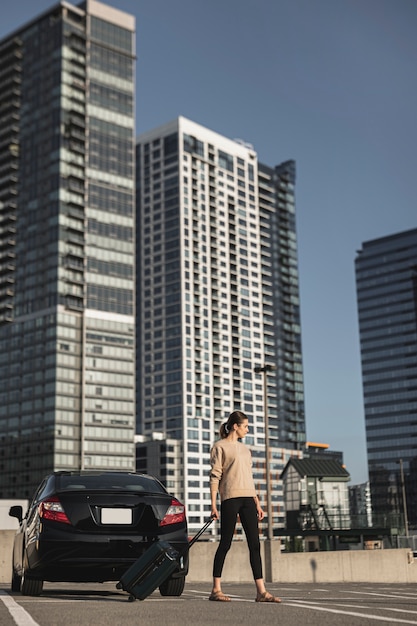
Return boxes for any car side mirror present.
[9,505,23,522]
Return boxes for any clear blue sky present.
[2,0,416,484]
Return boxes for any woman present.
[209,410,281,603]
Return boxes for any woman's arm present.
[209,444,223,520]
[210,484,220,520]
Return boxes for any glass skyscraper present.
[136,117,306,531]
[0,0,136,498]
[355,228,417,530]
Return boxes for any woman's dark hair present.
[219,410,247,439]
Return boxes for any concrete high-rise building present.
[355,228,417,530]
[0,0,136,497]
[136,117,306,531]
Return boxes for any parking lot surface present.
[1,581,417,626]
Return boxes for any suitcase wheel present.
[128,595,136,602]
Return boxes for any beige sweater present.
[210,439,257,502]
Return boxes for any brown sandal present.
[209,590,231,602]
[255,591,282,603]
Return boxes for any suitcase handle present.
[187,515,216,549]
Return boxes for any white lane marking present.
[296,600,417,616]
[186,589,241,597]
[342,590,417,600]
[287,601,417,624]
[385,609,417,617]
[0,590,40,626]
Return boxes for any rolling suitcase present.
[116,516,214,601]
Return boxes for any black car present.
[9,471,189,597]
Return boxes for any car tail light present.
[160,498,186,526]
[39,496,71,525]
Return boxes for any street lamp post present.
[254,364,275,541]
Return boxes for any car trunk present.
[56,489,173,535]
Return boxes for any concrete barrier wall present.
[268,546,417,584]
[0,530,14,584]
[1,531,416,585]
[187,541,417,584]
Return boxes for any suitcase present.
[116,516,214,601]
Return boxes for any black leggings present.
[213,497,263,580]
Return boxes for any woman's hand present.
[257,506,265,521]
[254,496,264,521]
[211,506,220,520]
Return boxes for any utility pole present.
[399,459,409,537]
[254,364,275,541]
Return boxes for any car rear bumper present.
[24,525,189,582]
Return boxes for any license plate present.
[101,508,132,524]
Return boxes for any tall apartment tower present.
[355,228,417,530]
[136,117,306,529]
[0,0,136,497]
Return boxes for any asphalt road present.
[1,581,417,626]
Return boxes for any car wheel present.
[21,573,43,596]
[11,570,22,592]
[159,576,185,597]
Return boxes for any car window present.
[23,476,50,518]
[57,474,167,494]
[30,477,49,505]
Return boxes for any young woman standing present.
[209,410,281,603]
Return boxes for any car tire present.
[159,576,185,596]
[21,574,43,596]
[11,571,22,592]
